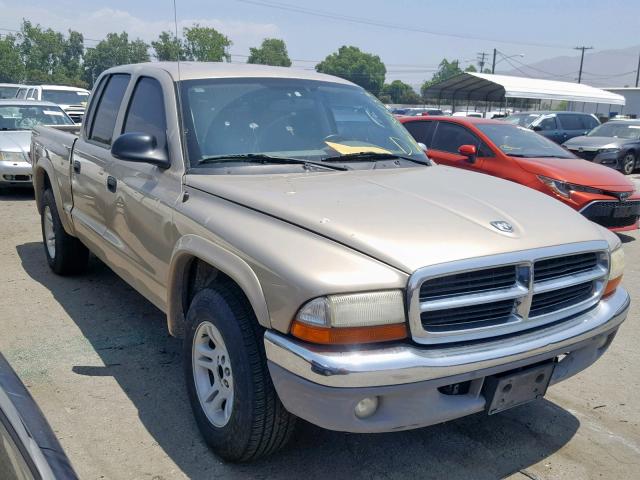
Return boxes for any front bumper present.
[0,160,32,186]
[265,287,630,432]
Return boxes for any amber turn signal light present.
[290,320,408,345]
[603,275,622,297]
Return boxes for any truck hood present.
[186,166,606,273]
[0,130,30,158]
[563,136,631,149]
[514,156,634,190]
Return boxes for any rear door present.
[428,121,493,171]
[71,73,130,251]
[557,113,590,141]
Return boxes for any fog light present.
[354,396,379,419]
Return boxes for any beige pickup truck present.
[30,62,630,462]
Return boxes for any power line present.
[235,0,573,50]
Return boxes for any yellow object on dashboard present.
[324,141,390,155]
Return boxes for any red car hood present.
[515,157,634,191]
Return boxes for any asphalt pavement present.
[0,189,638,480]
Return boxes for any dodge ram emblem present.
[490,221,514,233]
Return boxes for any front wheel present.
[40,189,89,275]
[184,284,296,462]
[620,152,636,175]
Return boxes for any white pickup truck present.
[30,62,630,462]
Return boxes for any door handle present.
[107,176,117,193]
[73,160,81,174]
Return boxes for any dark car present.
[563,120,640,175]
[0,353,78,479]
[503,111,600,144]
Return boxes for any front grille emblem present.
[615,192,631,202]
[490,220,514,233]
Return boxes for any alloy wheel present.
[43,205,56,259]
[192,321,234,427]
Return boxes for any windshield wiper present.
[199,154,348,171]
[321,152,430,166]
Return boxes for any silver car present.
[0,100,75,189]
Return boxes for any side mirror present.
[417,142,427,152]
[532,125,543,132]
[458,144,477,163]
[111,133,169,169]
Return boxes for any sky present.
[3,0,640,87]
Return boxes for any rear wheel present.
[40,189,89,275]
[620,152,636,175]
[184,284,296,462]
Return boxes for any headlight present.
[598,147,620,154]
[604,245,624,297]
[537,175,604,199]
[0,151,26,163]
[291,290,407,344]
[537,175,571,198]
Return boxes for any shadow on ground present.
[17,241,579,480]
[0,187,35,201]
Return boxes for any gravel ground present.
[0,188,638,480]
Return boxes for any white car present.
[16,85,90,124]
[452,111,483,118]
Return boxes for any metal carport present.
[422,72,626,110]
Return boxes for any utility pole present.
[477,52,489,72]
[574,46,593,83]
[635,50,640,87]
[491,48,497,74]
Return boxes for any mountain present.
[504,45,640,88]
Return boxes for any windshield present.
[0,86,20,99]
[180,78,427,167]
[0,105,74,130]
[503,113,541,127]
[42,89,89,106]
[477,124,576,159]
[587,122,640,140]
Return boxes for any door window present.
[558,114,585,130]
[26,88,36,100]
[403,120,435,146]
[122,77,167,151]
[89,74,130,145]
[432,122,493,156]
[583,115,599,130]
[537,116,557,131]
[16,88,27,99]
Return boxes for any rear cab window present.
[88,74,130,146]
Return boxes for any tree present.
[380,80,421,104]
[183,24,231,62]
[316,46,386,95]
[420,58,463,99]
[83,32,149,85]
[0,34,24,83]
[152,31,186,61]
[247,38,291,67]
[464,64,477,72]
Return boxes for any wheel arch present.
[167,234,271,337]
[33,159,75,235]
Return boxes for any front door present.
[428,121,492,172]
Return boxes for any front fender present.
[167,234,270,337]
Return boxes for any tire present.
[40,189,89,275]
[184,284,296,462]
[620,151,636,175]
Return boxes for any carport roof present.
[422,72,626,105]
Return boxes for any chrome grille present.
[420,265,517,301]
[407,242,609,345]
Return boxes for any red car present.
[400,116,640,232]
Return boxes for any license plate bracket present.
[483,361,555,415]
